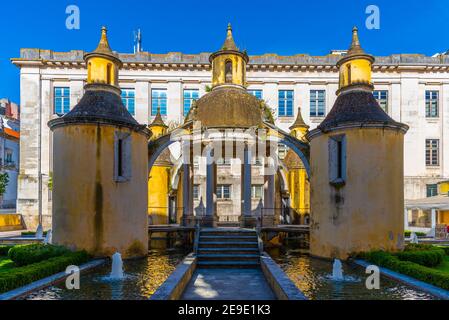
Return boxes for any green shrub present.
[396,248,444,267]
[437,246,449,255]
[0,251,89,294]
[404,231,427,237]
[0,246,14,256]
[361,250,449,290]
[20,231,48,237]
[404,243,435,251]
[8,244,69,267]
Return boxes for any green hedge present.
[0,246,14,256]
[404,231,427,237]
[360,250,449,290]
[396,247,445,267]
[0,251,90,294]
[437,246,449,255]
[8,244,70,267]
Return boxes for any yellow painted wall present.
[339,59,372,89]
[438,211,449,224]
[310,127,405,260]
[52,124,149,258]
[212,53,246,87]
[87,56,119,86]
[148,165,170,225]
[439,182,449,195]
[0,214,24,232]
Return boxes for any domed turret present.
[308,27,409,260]
[193,24,262,128]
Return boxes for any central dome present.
[195,86,263,128]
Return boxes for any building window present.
[248,90,263,100]
[114,132,132,182]
[5,149,13,166]
[426,139,439,166]
[217,158,231,166]
[251,185,264,199]
[425,91,439,118]
[151,89,167,116]
[121,89,135,116]
[278,90,294,117]
[278,144,288,160]
[252,157,263,166]
[193,185,200,200]
[310,90,326,117]
[54,87,70,115]
[216,184,231,199]
[329,135,346,185]
[373,90,388,113]
[183,89,199,116]
[408,209,432,228]
[426,184,438,198]
[225,60,233,83]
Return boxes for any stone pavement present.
[181,268,276,300]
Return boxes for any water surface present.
[266,247,437,300]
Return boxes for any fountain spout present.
[410,232,419,244]
[43,229,52,244]
[110,252,124,280]
[332,259,344,281]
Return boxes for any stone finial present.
[149,107,168,128]
[348,26,365,55]
[94,26,114,55]
[289,107,309,130]
[221,23,238,51]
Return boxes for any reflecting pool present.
[24,248,188,300]
[266,247,437,300]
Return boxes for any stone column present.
[404,208,409,231]
[263,156,275,227]
[204,146,217,227]
[430,208,437,238]
[241,145,255,228]
[182,140,194,226]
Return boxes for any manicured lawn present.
[0,256,15,272]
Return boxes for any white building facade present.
[12,48,449,229]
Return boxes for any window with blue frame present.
[278,90,294,117]
[373,90,388,113]
[54,87,70,114]
[121,89,135,115]
[183,89,199,116]
[151,89,167,116]
[310,90,326,117]
[425,90,439,118]
[248,90,263,100]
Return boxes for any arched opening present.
[346,64,351,84]
[147,129,311,228]
[106,63,112,84]
[225,60,233,83]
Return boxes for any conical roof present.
[290,107,309,130]
[221,23,238,51]
[149,108,168,128]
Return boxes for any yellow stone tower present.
[210,23,248,89]
[308,27,409,259]
[148,109,173,225]
[284,108,310,224]
[49,27,151,258]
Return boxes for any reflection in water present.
[25,249,187,300]
[266,247,437,300]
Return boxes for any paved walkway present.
[181,268,276,300]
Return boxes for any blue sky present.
[1,0,448,103]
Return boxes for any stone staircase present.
[196,228,261,268]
